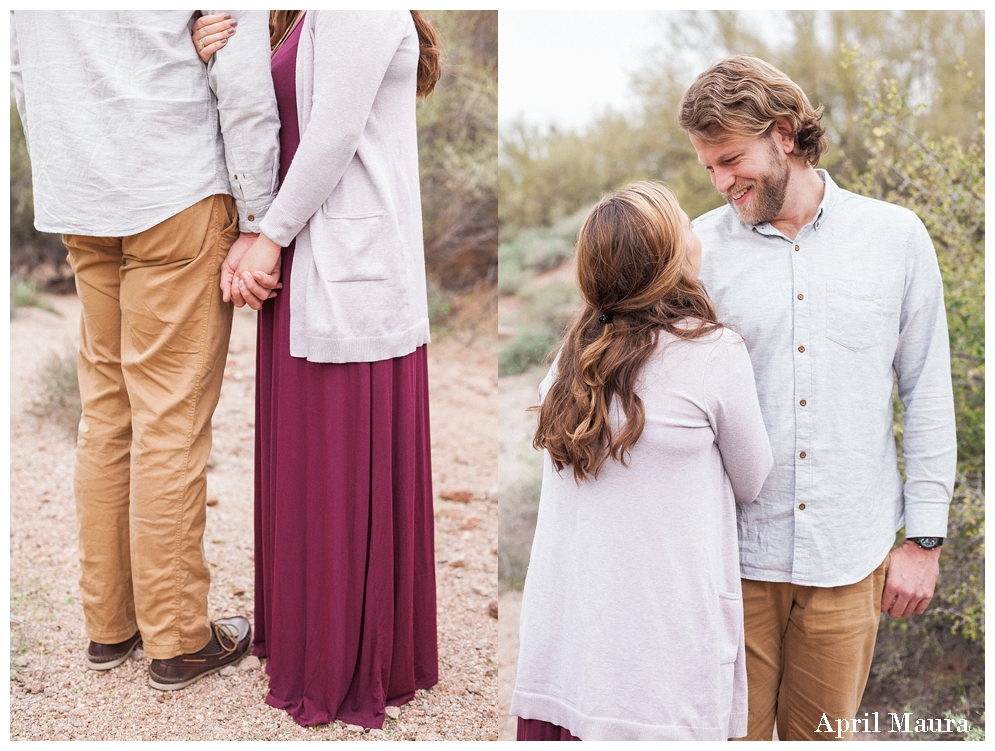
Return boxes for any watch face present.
[914,537,941,549]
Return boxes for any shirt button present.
[798,345,805,352]
[799,451,807,459]
[233,174,238,179]
[799,399,807,406]
[799,503,806,510]
[248,215,255,221]
[815,222,820,229]
[797,294,804,300]
[794,244,800,251]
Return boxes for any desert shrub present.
[29,350,82,436]
[10,277,55,318]
[10,102,70,288]
[498,479,541,589]
[499,328,559,377]
[417,10,497,290]
[843,51,984,733]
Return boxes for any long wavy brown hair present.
[269,11,440,99]
[534,182,721,483]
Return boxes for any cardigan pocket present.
[310,210,390,282]
[717,591,744,665]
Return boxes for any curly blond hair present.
[678,56,828,167]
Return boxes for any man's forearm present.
[207,9,280,233]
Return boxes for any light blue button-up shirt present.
[695,170,956,587]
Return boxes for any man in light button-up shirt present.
[679,56,956,740]
[11,11,280,690]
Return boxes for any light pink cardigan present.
[259,11,430,363]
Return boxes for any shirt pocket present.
[825,279,886,351]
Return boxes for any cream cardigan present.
[259,11,430,363]
[512,328,773,740]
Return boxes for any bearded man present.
[679,56,956,740]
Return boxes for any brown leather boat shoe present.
[147,617,251,691]
[86,631,142,670]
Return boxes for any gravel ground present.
[10,292,499,741]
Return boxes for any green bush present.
[498,478,542,588]
[417,11,497,290]
[499,327,559,377]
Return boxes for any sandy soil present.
[9,292,498,741]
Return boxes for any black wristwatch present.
[908,537,944,550]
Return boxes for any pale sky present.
[499,10,793,134]
[499,10,663,132]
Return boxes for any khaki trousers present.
[64,194,237,660]
[735,556,890,741]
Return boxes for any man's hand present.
[232,233,282,310]
[881,540,941,618]
[221,232,258,304]
[222,232,281,307]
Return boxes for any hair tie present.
[598,313,614,324]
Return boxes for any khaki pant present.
[735,556,890,741]
[64,194,237,660]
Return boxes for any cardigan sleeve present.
[259,10,410,247]
[704,332,773,504]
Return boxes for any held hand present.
[233,234,283,311]
[881,540,941,619]
[192,12,237,63]
[221,232,258,304]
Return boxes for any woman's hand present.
[192,12,237,63]
[232,234,283,310]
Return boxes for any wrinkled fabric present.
[10,10,279,235]
[695,170,956,587]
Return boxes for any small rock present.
[240,655,261,671]
[471,585,487,596]
[488,600,498,619]
[487,734,499,741]
[219,666,237,677]
[131,648,145,661]
[449,556,467,568]
[466,682,482,695]
[14,656,29,668]
[440,488,472,504]
[344,723,365,733]
[474,639,488,650]
[233,588,246,597]
[157,695,166,703]
[26,681,45,694]
[206,494,219,507]
[385,706,401,721]
[459,516,480,531]
[40,497,50,504]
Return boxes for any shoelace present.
[214,621,240,655]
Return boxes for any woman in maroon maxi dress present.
[193,11,441,729]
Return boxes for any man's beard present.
[726,139,790,226]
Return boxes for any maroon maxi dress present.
[252,16,439,729]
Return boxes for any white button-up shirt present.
[10,10,279,236]
[695,170,956,587]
